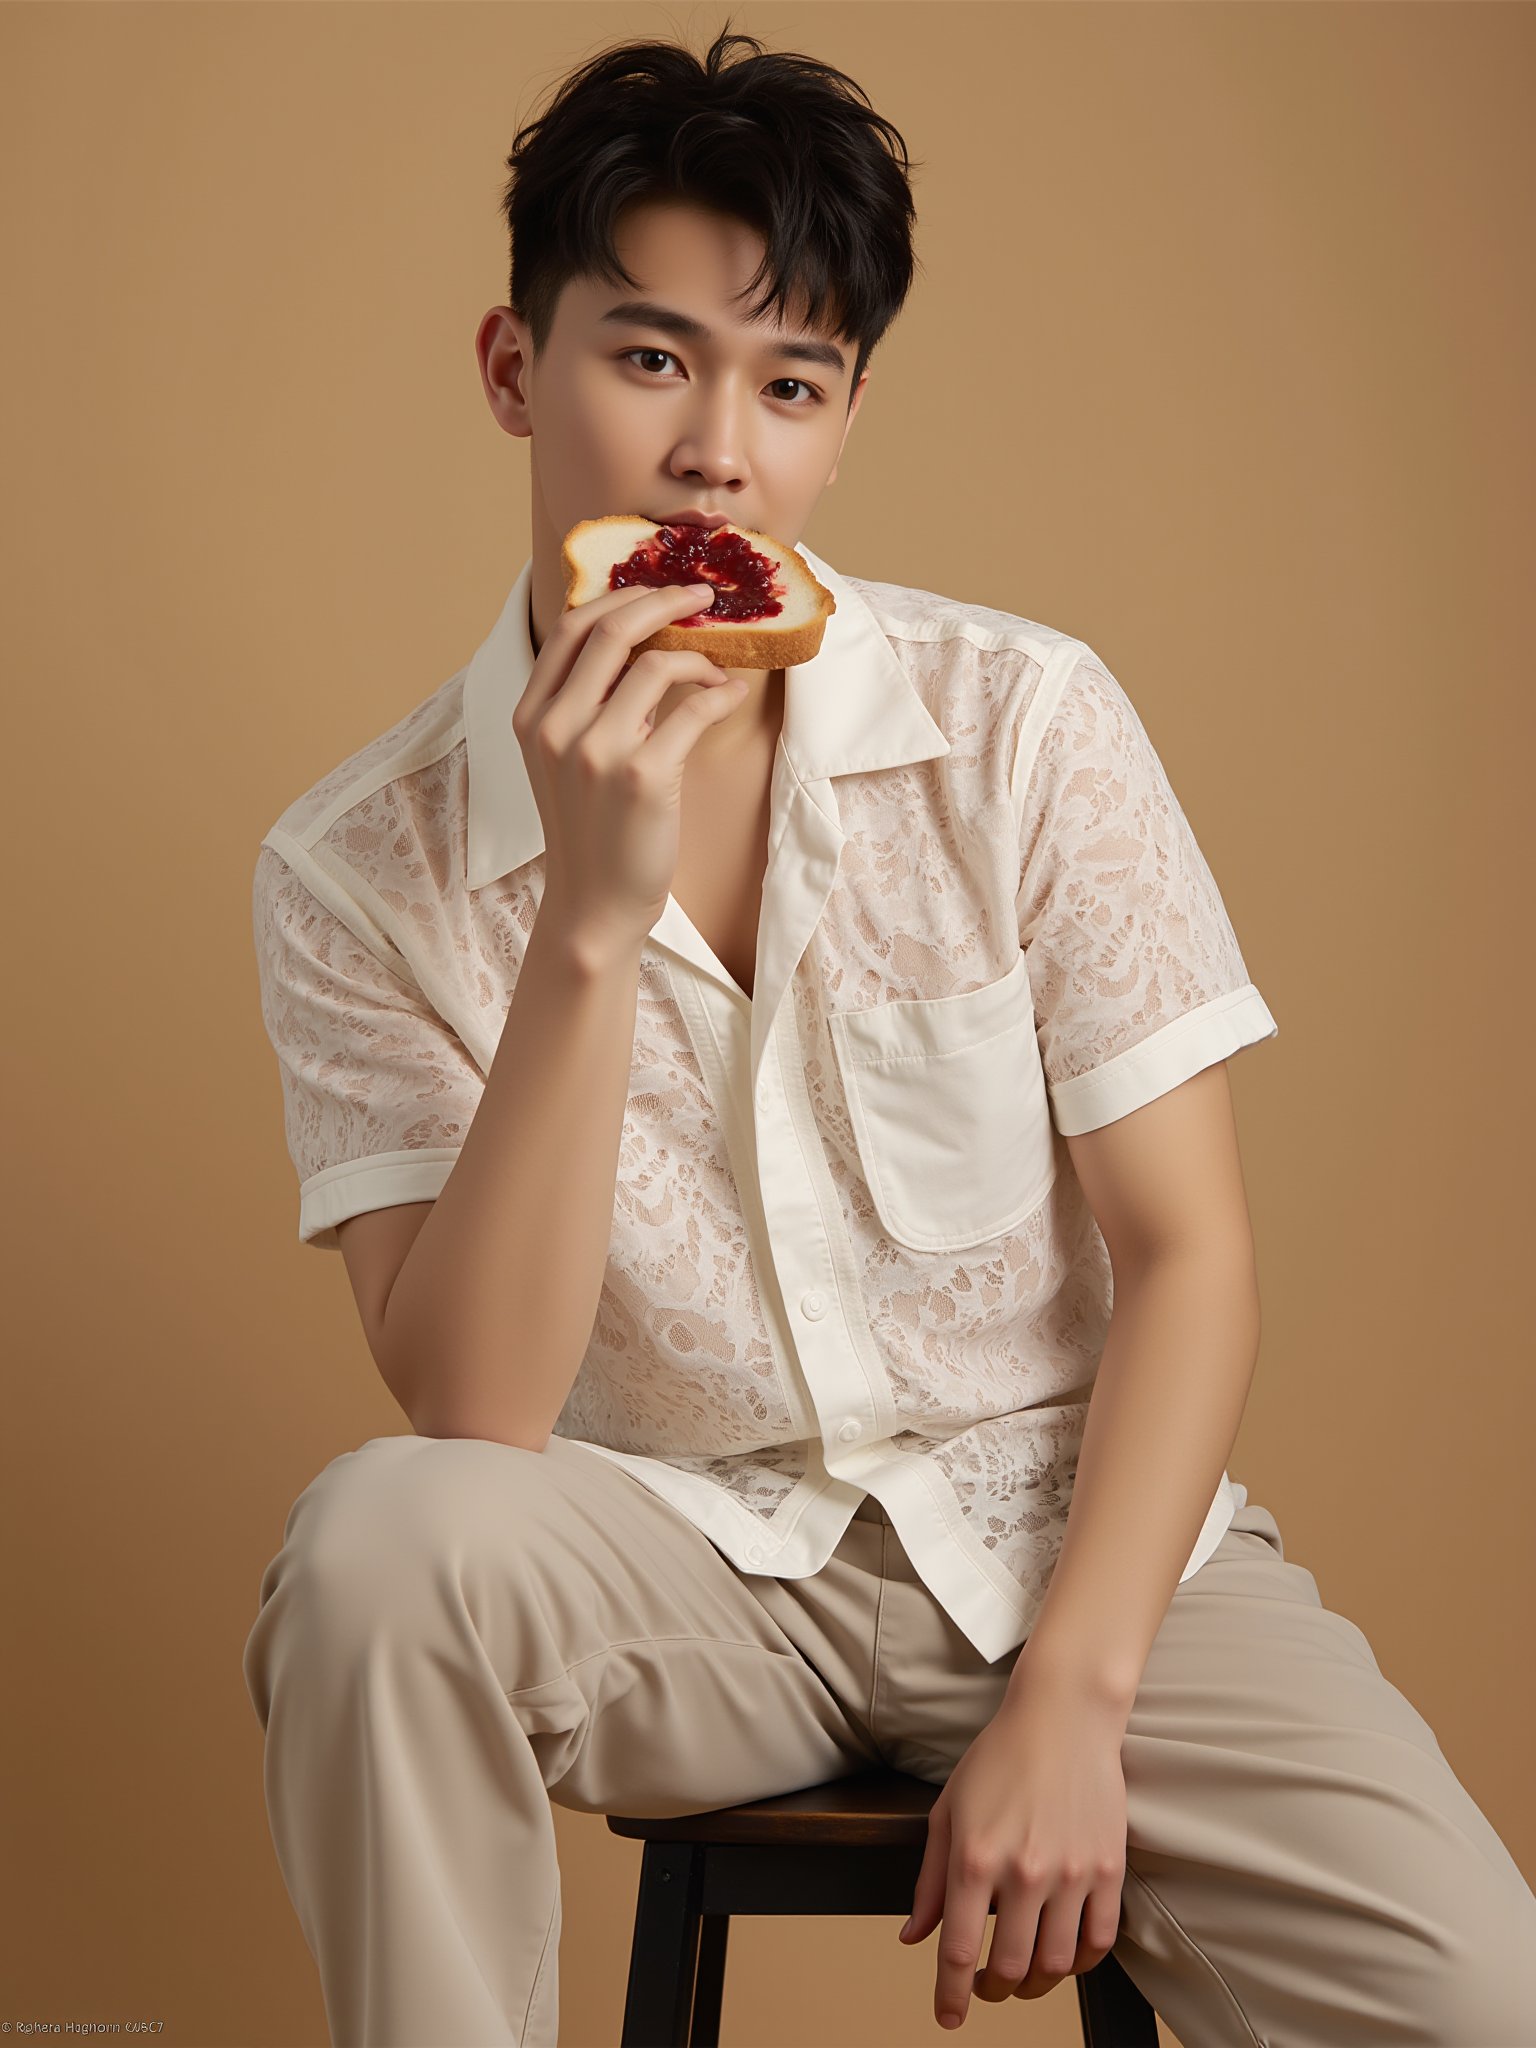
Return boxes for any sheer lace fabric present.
[251,558,1276,1659]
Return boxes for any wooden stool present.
[608,1764,1159,2045]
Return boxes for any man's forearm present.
[1010,1247,1262,1721]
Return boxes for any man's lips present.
[649,510,731,531]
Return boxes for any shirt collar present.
[463,540,951,893]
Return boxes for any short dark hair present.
[498,19,923,413]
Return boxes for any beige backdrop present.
[4,4,1532,2044]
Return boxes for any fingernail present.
[900,1917,915,1938]
[940,2013,962,2030]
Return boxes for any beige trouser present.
[241,1432,1536,2047]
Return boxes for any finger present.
[899,1794,950,1946]
[1010,1928,1109,2001]
[604,648,741,745]
[518,582,656,725]
[1083,1870,1125,1960]
[1009,1874,1122,1996]
[541,582,717,742]
[987,1885,1082,2002]
[635,665,751,775]
[934,1865,996,2031]
[970,1880,1044,2004]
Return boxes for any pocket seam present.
[830,950,1032,1068]
[835,1012,1033,1071]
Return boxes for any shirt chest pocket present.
[827,949,1057,1254]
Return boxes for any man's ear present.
[477,307,535,440]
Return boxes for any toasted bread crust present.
[623,618,833,667]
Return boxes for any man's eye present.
[618,349,822,406]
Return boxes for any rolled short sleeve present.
[252,842,485,1249]
[1013,647,1277,1136]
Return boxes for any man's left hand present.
[897,1659,1131,2030]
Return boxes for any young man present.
[242,24,1536,2048]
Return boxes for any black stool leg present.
[620,1839,707,2046]
[688,1914,729,2047]
[1076,1950,1160,2046]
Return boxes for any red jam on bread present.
[608,523,786,625]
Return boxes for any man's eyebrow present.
[597,298,847,375]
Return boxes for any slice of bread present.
[560,515,836,668]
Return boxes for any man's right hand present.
[513,579,745,951]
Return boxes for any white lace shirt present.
[252,542,1277,1661]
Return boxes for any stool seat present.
[606,1764,1158,2046]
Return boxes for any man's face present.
[490,195,868,557]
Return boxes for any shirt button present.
[800,1289,827,1319]
[745,1541,766,1566]
[757,1081,772,1113]
[836,1417,861,1443]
